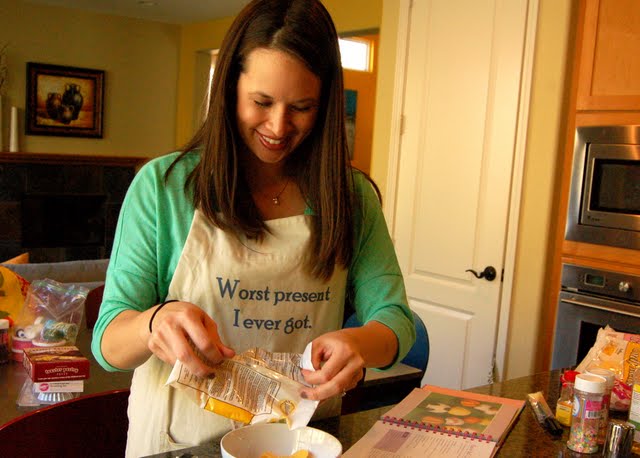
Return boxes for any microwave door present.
[580,144,640,232]
[565,125,640,250]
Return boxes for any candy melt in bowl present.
[220,423,342,458]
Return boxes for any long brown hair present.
[167,0,355,281]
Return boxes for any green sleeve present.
[91,152,198,371]
[349,172,416,366]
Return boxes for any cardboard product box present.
[23,346,90,382]
[33,380,85,393]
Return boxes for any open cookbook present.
[344,385,525,458]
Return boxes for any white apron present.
[125,211,346,457]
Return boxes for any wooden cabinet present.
[540,0,640,371]
[577,0,640,111]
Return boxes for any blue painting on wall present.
[345,89,357,160]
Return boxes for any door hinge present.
[487,357,496,385]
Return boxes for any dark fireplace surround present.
[0,153,147,263]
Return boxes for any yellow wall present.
[507,0,574,379]
[372,0,574,380]
[0,0,179,157]
[176,0,383,146]
[343,35,379,174]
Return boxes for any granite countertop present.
[0,326,133,427]
[5,336,637,458]
[143,369,640,458]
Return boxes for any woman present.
[91,0,416,456]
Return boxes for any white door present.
[387,0,536,389]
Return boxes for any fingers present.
[302,366,364,401]
[147,301,234,376]
[300,333,365,401]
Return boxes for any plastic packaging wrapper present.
[16,378,80,407]
[575,325,640,411]
[166,343,319,430]
[12,279,88,347]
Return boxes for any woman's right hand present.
[143,300,235,376]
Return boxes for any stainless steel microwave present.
[565,125,640,250]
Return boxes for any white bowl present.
[220,423,342,458]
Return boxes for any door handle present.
[466,266,497,281]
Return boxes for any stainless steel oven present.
[565,125,640,250]
[552,264,640,370]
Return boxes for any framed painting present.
[25,62,104,138]
[345,89,357,160]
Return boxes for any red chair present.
[85,283,105,330]
[0,389,129,457]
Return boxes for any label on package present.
[33,380,85,393]
[23,346,90,382]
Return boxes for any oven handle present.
[561,297,640,318]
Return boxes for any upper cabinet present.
[577,0,640,111]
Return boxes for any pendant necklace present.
[271,179,289,205]
[257,179,289,205]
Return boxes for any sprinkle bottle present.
[586,368,615,444]
[567,374,606,454]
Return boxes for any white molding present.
[383,0,412,235]
[494,0,540,382]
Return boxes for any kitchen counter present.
[0,325,133,427]
[144,368,640,457]
[4,337,638,457]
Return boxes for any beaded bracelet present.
[149,299,178,333]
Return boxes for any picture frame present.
[26,62,104,138]
[344,89,357,160]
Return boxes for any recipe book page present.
[344,420,496,457]
[343,386,524,458]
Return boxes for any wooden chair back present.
[0,388,129,457]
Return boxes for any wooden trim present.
[575,111,640,126]
[576,0,640,110]
[561,254,640,276]
[576,0,599,110]
[562,241,640,271]
[0,152,148,168]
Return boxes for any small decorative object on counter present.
[628,367,640,443]
[0,318,9,364]
[587,367,616,444]
[602,419,635,458]
[556,370,579,427]
[527,391,563,436]
[10,336,34,362]
[23,345,90,382]
[567,374,606,454]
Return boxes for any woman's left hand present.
[300,329,366,401]
[300,321,399,401]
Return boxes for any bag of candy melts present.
[575,325,640,411]
[166,343,319,430]
[13,279,88,348]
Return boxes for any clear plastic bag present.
[13,279,88,346]
[575,325,640,411]
[166,344,319,430]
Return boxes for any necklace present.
[255,179,289,205]
[271,179,289,205]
